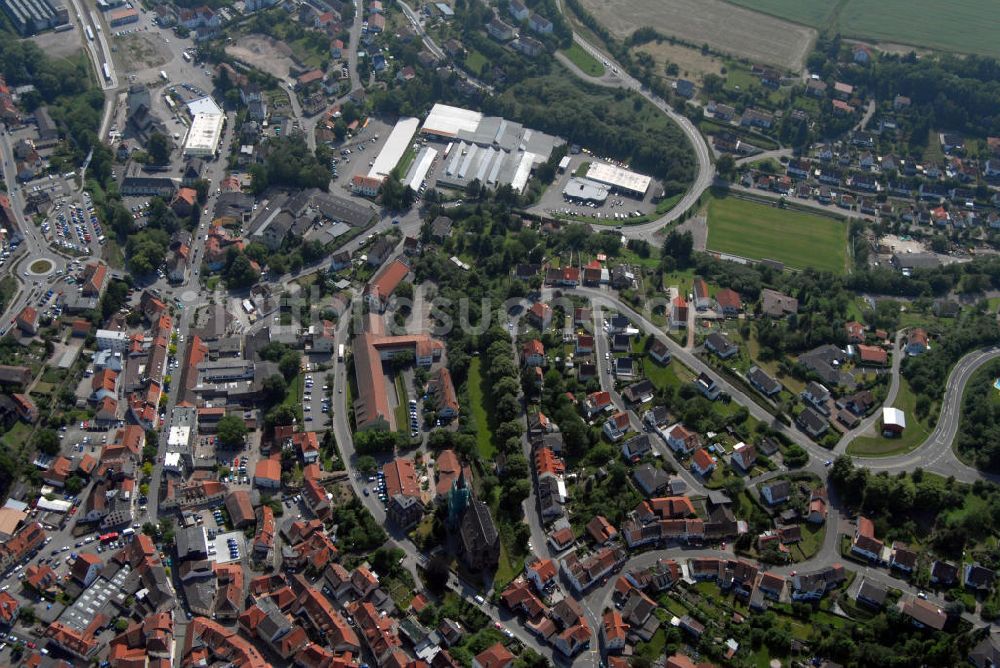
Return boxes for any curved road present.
[545,5,715,240]
[855,345,1000,482]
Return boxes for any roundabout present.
[27,258,56,276]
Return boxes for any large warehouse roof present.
[183,113,225,156]
[421,103,483,138]
[186,96,223,117]
[368,116,420,180]
[585,162,652,196]
[404,146,438,191]
[563,177,609,203]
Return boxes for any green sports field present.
[706,197,848,274]
[724,0,1000,58]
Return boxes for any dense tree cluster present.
[902,312,998,419]
[250,135,330,193]
[956,359,1000,471]
[488,75,696,195]
[215,415,248,448]
[330,498,387,552]
[811,36,1000,141]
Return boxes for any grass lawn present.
[725,65,759,91]
[635,628,666,660]
[561,41,605,77]
[102,237,125,269]
[494,540,518,591]
[724,0,1000,58]
[393,374,409,433]
[466,358,496,459]
[397,144,417,178]
[791,522,826,561]
[747,329,804,394]
[0,276,17,310]
[281,374,305,423]
[847,377,932,456]
[1,421,33,451]
[645,356,696,392]
[837,0,1000,59]
[660,594,689,617]
[660,267,696,295]
[288,37,327,68]
[465,49,488,76]
[706,195,848,274]
[655,193,683,215]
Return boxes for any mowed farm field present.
[706,197,848,274]
[724,0,1000,59]
[576,0,814,70]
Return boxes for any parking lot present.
[532,152,661,222]
[326,118,394,189]
[362,468,388,505]
[40,188,107,257]
[302,369,334,431]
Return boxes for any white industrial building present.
[403,146,438,191]
[585,162,652,198]
[562,176,609,204]
[420,104,483,138]
[368,116,420,180]
[420,103,562,194]
[183,112,225,157]
[186,96,223,117]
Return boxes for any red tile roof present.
[383,457,420,499]
[474,642,514,668]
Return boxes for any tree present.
[357,455,378,474]
[424,555,450,593]
[224,253,260,288]
[147,132,172,165]
[716,154,736,181]
[216,415,248,448]
[261,374,288,404]
[33,429,60,456]
[65,476,84,494]
[279,351,302,380]
[661,229,694,268]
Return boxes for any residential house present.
[906,328,929,356]
[730,442,756,473]
[603,412,630,442]
[931,560,958,587]
[890,541,917,573]
[760,289,798,318]
[748,366,781,397]
[760,480,790,506]
[965,564,995,592]
[801,381,831,415]
[715,288,742,316]
[690,449,715,476]
[856,578,888,609]
[670,297,688,329]
[704,333,737,359]
[649,339,672,364]
[666,424,700,455]
[852,516,884,561]
[528,13,552,34]
[902,597,947,631]
[797,407,828,438]
[522,339,545,367]
[693,372,720,400]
